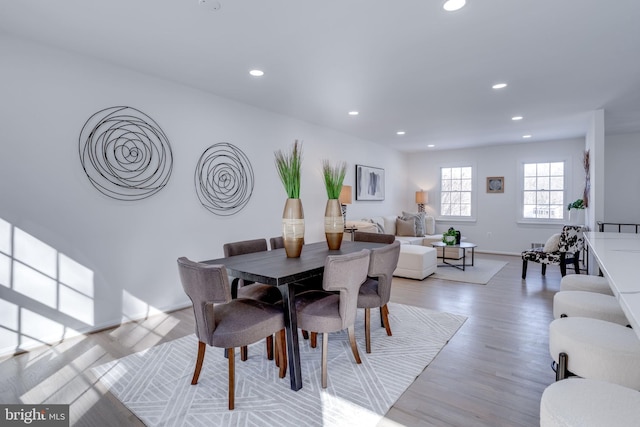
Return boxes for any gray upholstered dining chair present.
[177,257,286,410]
[223,239,283,361]
[357,241,401,353]
[353,231,396,244]
[269,236,285,250]
[295,249,370,388]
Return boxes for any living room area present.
[2,1,640,426]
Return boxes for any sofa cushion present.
[424,215,436,235]
[383,215,397,236]
[401,211,426,236]
[396,218,417,236]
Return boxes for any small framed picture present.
[486,176,504,193]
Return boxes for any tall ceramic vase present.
[324,199,344,250]
[282,198,305,258]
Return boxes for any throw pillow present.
[543,233,561,252]
[396,218,417,236]
[401,211,426,236]
[424,215,436,235]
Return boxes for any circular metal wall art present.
[195,143,254,216]
[79,106,173,201]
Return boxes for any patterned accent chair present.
[521,225,584,279]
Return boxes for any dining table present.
[584,231,640,337]
[202,240,383,391]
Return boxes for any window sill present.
[436,217,477,224]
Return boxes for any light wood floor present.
[0,253,560,426]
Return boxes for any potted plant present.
[567,198,585,225]
[274,141,304,257]
[322,160,347,249]
[442,227,458,245]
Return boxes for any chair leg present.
[521,260,527,279]
[310,332,317,348]
[365,308,371,354]
[228,347,235,410]
[301,330,309,339]
[321,332,328,388]
[347,325,362,365]
[556,352,568,381]
[542,264,547,276]
[380,307,385,328]
[573,252,580,274]
[276,329,287,378]
[191,341,206,385]
[241,345,248,361]
[266,335,274,360]
[381,304,392,336]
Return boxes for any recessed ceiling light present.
[427,144,435,148]
[492,83,507,89]
[198,0,221,11]
[249,69,264,77]
[443,0,466,12]
[522,134,532,139]
[396,131,406,135]
[348,111,359,116]
[512,116,523,121]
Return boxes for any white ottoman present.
[553,291,629,326]
[549,317,640,389]
[540,378,640,427]
[560,275,613,295]
[393,245,437,280]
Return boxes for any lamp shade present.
[415,190,428,205]
[339,185,352,204]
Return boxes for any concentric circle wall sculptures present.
[195,143,254,216]
[79,106,173,201]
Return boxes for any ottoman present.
[549,317,640,388]
[540,378,640,427]
[553,291,629,326]
[393,245,437,280]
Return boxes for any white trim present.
[517,157,574,223]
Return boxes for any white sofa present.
[346,214,445,246]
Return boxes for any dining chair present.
[177,257,287,410]
[269,236,285,250]
[357,241,401,353]
[353,231,396,244]
[295,249,370,388]
[521,225,584,279]
[223,238,283,361]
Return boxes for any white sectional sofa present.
[346,214,445,246]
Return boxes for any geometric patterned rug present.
[92,303,466,427]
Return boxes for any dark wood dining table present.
[202,240,382,391]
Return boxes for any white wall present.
[604,132,640,223]
[0,36,407,355]
[406,139,585,254]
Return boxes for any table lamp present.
[416,190,428,212]
[339,185,352,225]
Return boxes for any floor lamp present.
[339,185,352,225]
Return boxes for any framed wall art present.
[486,176,504,193]
[356,164,385,201]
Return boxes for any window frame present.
[437,163,477,223]
[518,157,573,224]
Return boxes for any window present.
[440,166,472,217]
[522,162,565,219]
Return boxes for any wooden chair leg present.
[301,330,309,339]
[365,308,371,354]
[521,259,527,279]
[240,345,248,361]
[381,304,392,336]
[321,332,328,388]
[347,325,362,364]
[266,335,274,360]
[228,347,235,410]
[276,329,287,378]
[191,341,206,385]
[310,332,317,348]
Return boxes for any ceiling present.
[2,0,640,152]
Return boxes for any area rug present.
[92,303,466,427]
[430,259,507,285]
